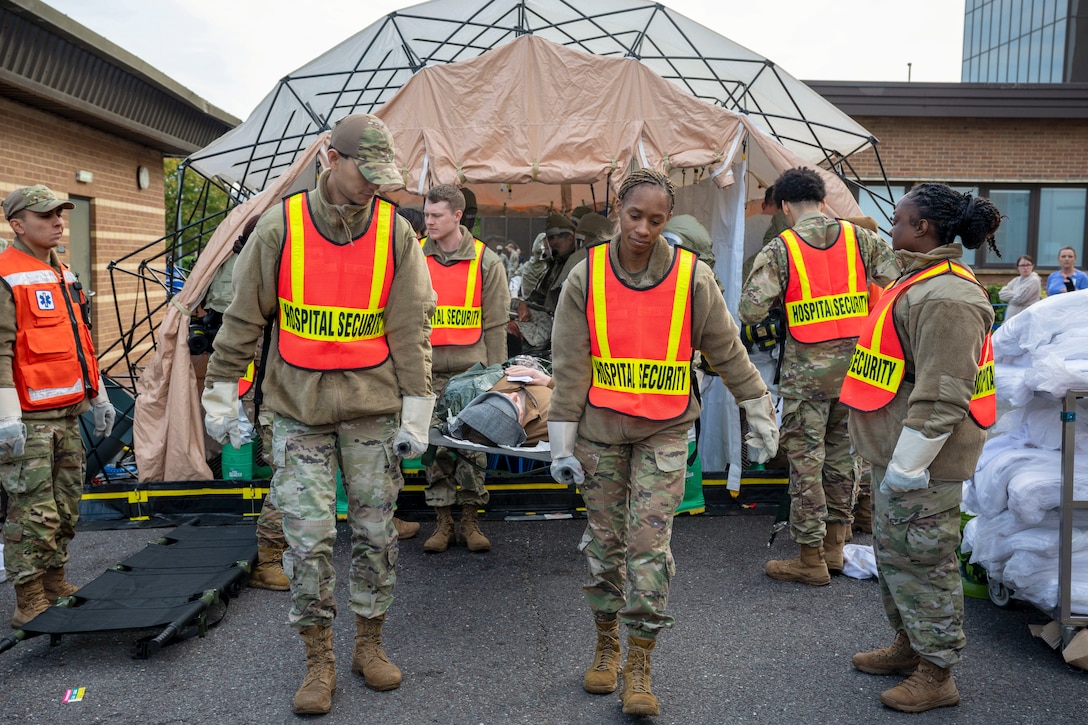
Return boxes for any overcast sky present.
[44,0,966,120]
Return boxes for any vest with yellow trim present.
[840,259,996,428]
[422,237,484,347]
[276,192,396,371]
[0,246,99,411]
[586,242,695,421]
[781,220,870,343]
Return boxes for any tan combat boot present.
[621,635,659,716]
[880,659,959,713]
[12,577,51,628]
[822,523,848,575]
[854,492,873,533]
[393,517,420,539]
[583,615,621,694]
[249,546,290,591]
[458,505,491,552]
[42,566,80,601]
[423,506,455,553]
[293,625,336,715]
[853,631,921,675]
[765,544,831,586]
[352,614,402,691]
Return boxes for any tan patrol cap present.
[544,212,575,238]
[329,114,402,186]
[3,184,75,219]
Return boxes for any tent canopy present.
[187,0,875,198]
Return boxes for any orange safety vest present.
[781,221,869,343]
[423,238,484,347]
[586,242,695,421]
[840,260,996,428]
[0,246,99,411]
[276,192,396,371]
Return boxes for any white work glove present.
[739,392,779,465]
[880,427,951,494]
[0,387,26,460]
[202,381,243,449]
[547,421,584,485]
[393,395,435,458]
[90,374,116,438]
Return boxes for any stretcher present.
[0,523,255,659]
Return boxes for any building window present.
[1038,188,1087,264]
[861,183,1087,270]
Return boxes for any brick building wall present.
[840,115,1088,287]
[0,96,167,374]
[845,116,1088,184]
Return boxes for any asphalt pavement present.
[0,514,1084,724]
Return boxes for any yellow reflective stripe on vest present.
[369,202,393,308]
[846,342,904,393]
[279,300,386,341]
[666,251,695,360]
[431,306,482,329]
[463,241,482,307]
[590,245,611,359]
[787,292,869,327]
[590,357,690,395]
[288,194,306,303]
[781,226,864,327]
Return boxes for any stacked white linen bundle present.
[962,290,1088,614]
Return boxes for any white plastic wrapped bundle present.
[1002,549,1088,615]
[968,290,1088,612]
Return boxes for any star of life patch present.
[36,290,55,310]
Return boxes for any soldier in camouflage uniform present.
[847,184,1001,713]
[740,168,897,585]
[420,184,510,553]
[550,169,777,717]
[203,114,435,716]
[1,185,117,628]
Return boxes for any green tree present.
[164,158,232,271]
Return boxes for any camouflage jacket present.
[205,170,434,425]
[739,211,898,400]
[849,244,994,481]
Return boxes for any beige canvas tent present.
[135,31,866,485]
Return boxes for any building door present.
[66,195,93,319]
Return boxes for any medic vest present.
[0,246,99,411]
[586,242,695,421]
[423,238,485,347]
[277,192,396,371]
[781,221,869,343]
[840,260,996,428]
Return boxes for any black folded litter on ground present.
[0,522,256,659]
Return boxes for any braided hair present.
[617,168,676,212]
[908,183,1003,258]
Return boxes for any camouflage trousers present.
[269,411,403,630]
[780,397,856,546]
[576,428,687,639]
[425,373,488,508]
[254,412,284,550]
[0,416,84,585]
[871,464,965,668]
